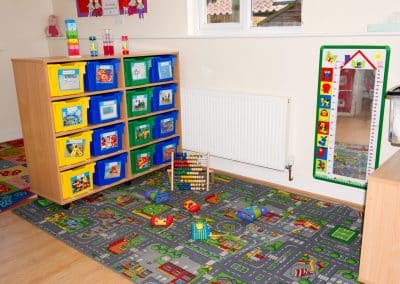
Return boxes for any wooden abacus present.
[170,151,210,191]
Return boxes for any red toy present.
[183,199,201,213]
[150,215,174,227]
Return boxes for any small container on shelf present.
[84,59,120,91]
[60,162,95,199]
[124,57,152,86]
[52,97,90,132]
[128,117,154,146]
[151,84,176,111]
[56,130,93,167]
[126,88,153,117]
[153,111,178,139]
[154,136,179,165]
[91,123,124,156]
[47,62,86,97]
[88,92,122,124]
[94,152,128,186]
[121,35,129,55]
[149,55,176,83]
[130,144,155,174]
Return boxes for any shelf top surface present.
[12,50,179,63]
[370,150,400,182]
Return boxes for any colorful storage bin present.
[149,55,176,83]
[91,123,124,156]
[131,145,155,174]
[126,88,153,117]
[94,153,128,186]
[152,84,176,111]
[60,162,95,199]
[88,92,122,124]
[84,59,120,91]
[154,137,179,165]
[153,111,178,139]
[124,57,152,86]
[52,97,90,132]
[128,117,154,146]
[48,62,86,97]
[56,130,92,167]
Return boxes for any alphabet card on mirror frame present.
[313,45,390,189]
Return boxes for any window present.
[194,0,302,35]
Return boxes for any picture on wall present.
[313,45,390,189]
[76,0,147,18]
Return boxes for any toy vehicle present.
[145,190,171,204]
[237,206,268,222]
[183,199,201,213]
[150,215,174,227]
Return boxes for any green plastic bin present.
[126,88,153,117]
[128,116,154,147]
[130,145,155,174]
[124,57,152,86]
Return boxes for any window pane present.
[251,0,301,27]
[207,0,240,24]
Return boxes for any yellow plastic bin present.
[52,97,90,132]
[48,62,86,97]
[60,163,95,199]
[56,130,93,167]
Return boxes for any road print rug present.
[14,171,362,283]
[0,139,33,213]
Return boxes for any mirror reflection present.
[313,46,390,188]
[333,69,375,180]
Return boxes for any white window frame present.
[189,0,302,37]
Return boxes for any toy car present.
[145,190,171,204]
[183,199,201,213]
[150,215,174,227]
[237,206,268,222]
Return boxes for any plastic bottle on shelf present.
[103,29,114,56]
[89,36,98,57]
[121,35,129,55]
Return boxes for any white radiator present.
[181,89,290,171]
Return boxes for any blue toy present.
[145,190,171,204]
[237,206,268,222]
[191,220,211,240]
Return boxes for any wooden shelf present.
[359,150,400,283]
[12,51,182,205]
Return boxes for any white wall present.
[46,0,400,205]
[0,1,53,142]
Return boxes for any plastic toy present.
[145,190,171,204]
[150,215,174,227]
[183,199,201,213]
[237,206,268,222]
[191,220,211,240]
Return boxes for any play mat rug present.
[333,143,368,181]
[14,171,362,284]
[0,139,33,213]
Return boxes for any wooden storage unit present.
[12,51,182,205]
[359,150,400,283]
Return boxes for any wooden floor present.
[0,209,132,284]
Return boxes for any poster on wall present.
[76,0,147,18]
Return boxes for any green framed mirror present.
[313,45,390,188]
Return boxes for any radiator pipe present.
[285,164,293,181]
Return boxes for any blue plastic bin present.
[94,153,127,186]
[153,111,178,139]
[91,123,124,156]
[151,84,176,111]
[154,136,180,165]
[149,55,176,83]
[84,59,120,91]
[88,92,122,124]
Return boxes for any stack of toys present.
[64,19,80,57]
